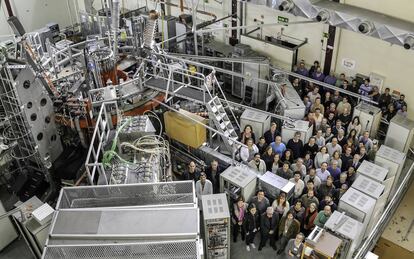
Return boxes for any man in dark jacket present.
[183,161,200,182]
[286,132,303,160]
[258,207,279,251]
[205,160,223,193]
[277,211,300,254]
[264,122,281,145]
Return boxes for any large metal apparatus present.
[90,49,117,88]
[202,194,230,259]
[252,0,414,50]
[43,207,200,259]
[384,114,414,153]
[324,211,364,259]
[258,172,295,200]
[219,165,257,202]
[272,76,306,120]
[42,181,201,259]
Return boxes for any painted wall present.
[333,0,414,119]
[0,0,79,40]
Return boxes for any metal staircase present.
[203,73,241,152]
[143,19,158,49]
[206,96,240,151]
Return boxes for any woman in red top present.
[302,202,318,236]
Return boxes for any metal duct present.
[249,0,414,50]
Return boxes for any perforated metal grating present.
[56,181,196,209]
[43,240,199,259]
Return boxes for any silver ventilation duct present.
[249,0,414,50]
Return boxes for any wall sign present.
[341,58,356,70]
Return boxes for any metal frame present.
[55,181,197,210]
[42,239,202,259]
[48,206,200,239]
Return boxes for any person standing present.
[195,173,213,207]
[250,190,270,215]
[284,233,305,258]
[232,196,248,242]
[243,204,260,251]
[258,207,279,251]
[240,138,259,163]
[314,205,332,227]
[264,122,281,145]
[277,211,300,255]
[183,161,200,182]
[248,153,267,175]
[205,160,222,193]
[286,132,304,160]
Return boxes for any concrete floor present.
[230,236,287,259]
[0,237,35,259]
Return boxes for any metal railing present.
[85,102,118,185]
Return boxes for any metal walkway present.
[144,77,212,104]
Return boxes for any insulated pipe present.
[278,0,294,12]
[112,0,120,59]
[358,21,374,34]
[316,10,330,22]
[403,35,414,50]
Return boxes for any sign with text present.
[341,58,356,70]
[278,16,289,23]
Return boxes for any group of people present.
[293,60,408,121]
[180,60,408,257]
[232,62,388,255]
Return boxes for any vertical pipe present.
[4,0,14,17]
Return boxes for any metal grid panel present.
[43,240,200,259]
[56,181,196,209]
[49,207,199,237]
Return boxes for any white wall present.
[0,0,78,36]
[333,0,414,119]
[244,3,326,68]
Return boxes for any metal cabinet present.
[338,187,376,239]
[258,172,295,200]
[375,145,406,197]
[357,160,393,195]
[282,120,313,143]
[385,114,414,153]
[324,211,364,259]
[220,165,257,202]
[202,194,230,259]
[352,103,382,138]
[352,175,386,238]
[240,108,271,138]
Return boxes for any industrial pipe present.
[358,21,374,34]
[403,35,414,50]
[316,10,330,22]
[278,0,294,12]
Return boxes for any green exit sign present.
[278,16,289,23]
